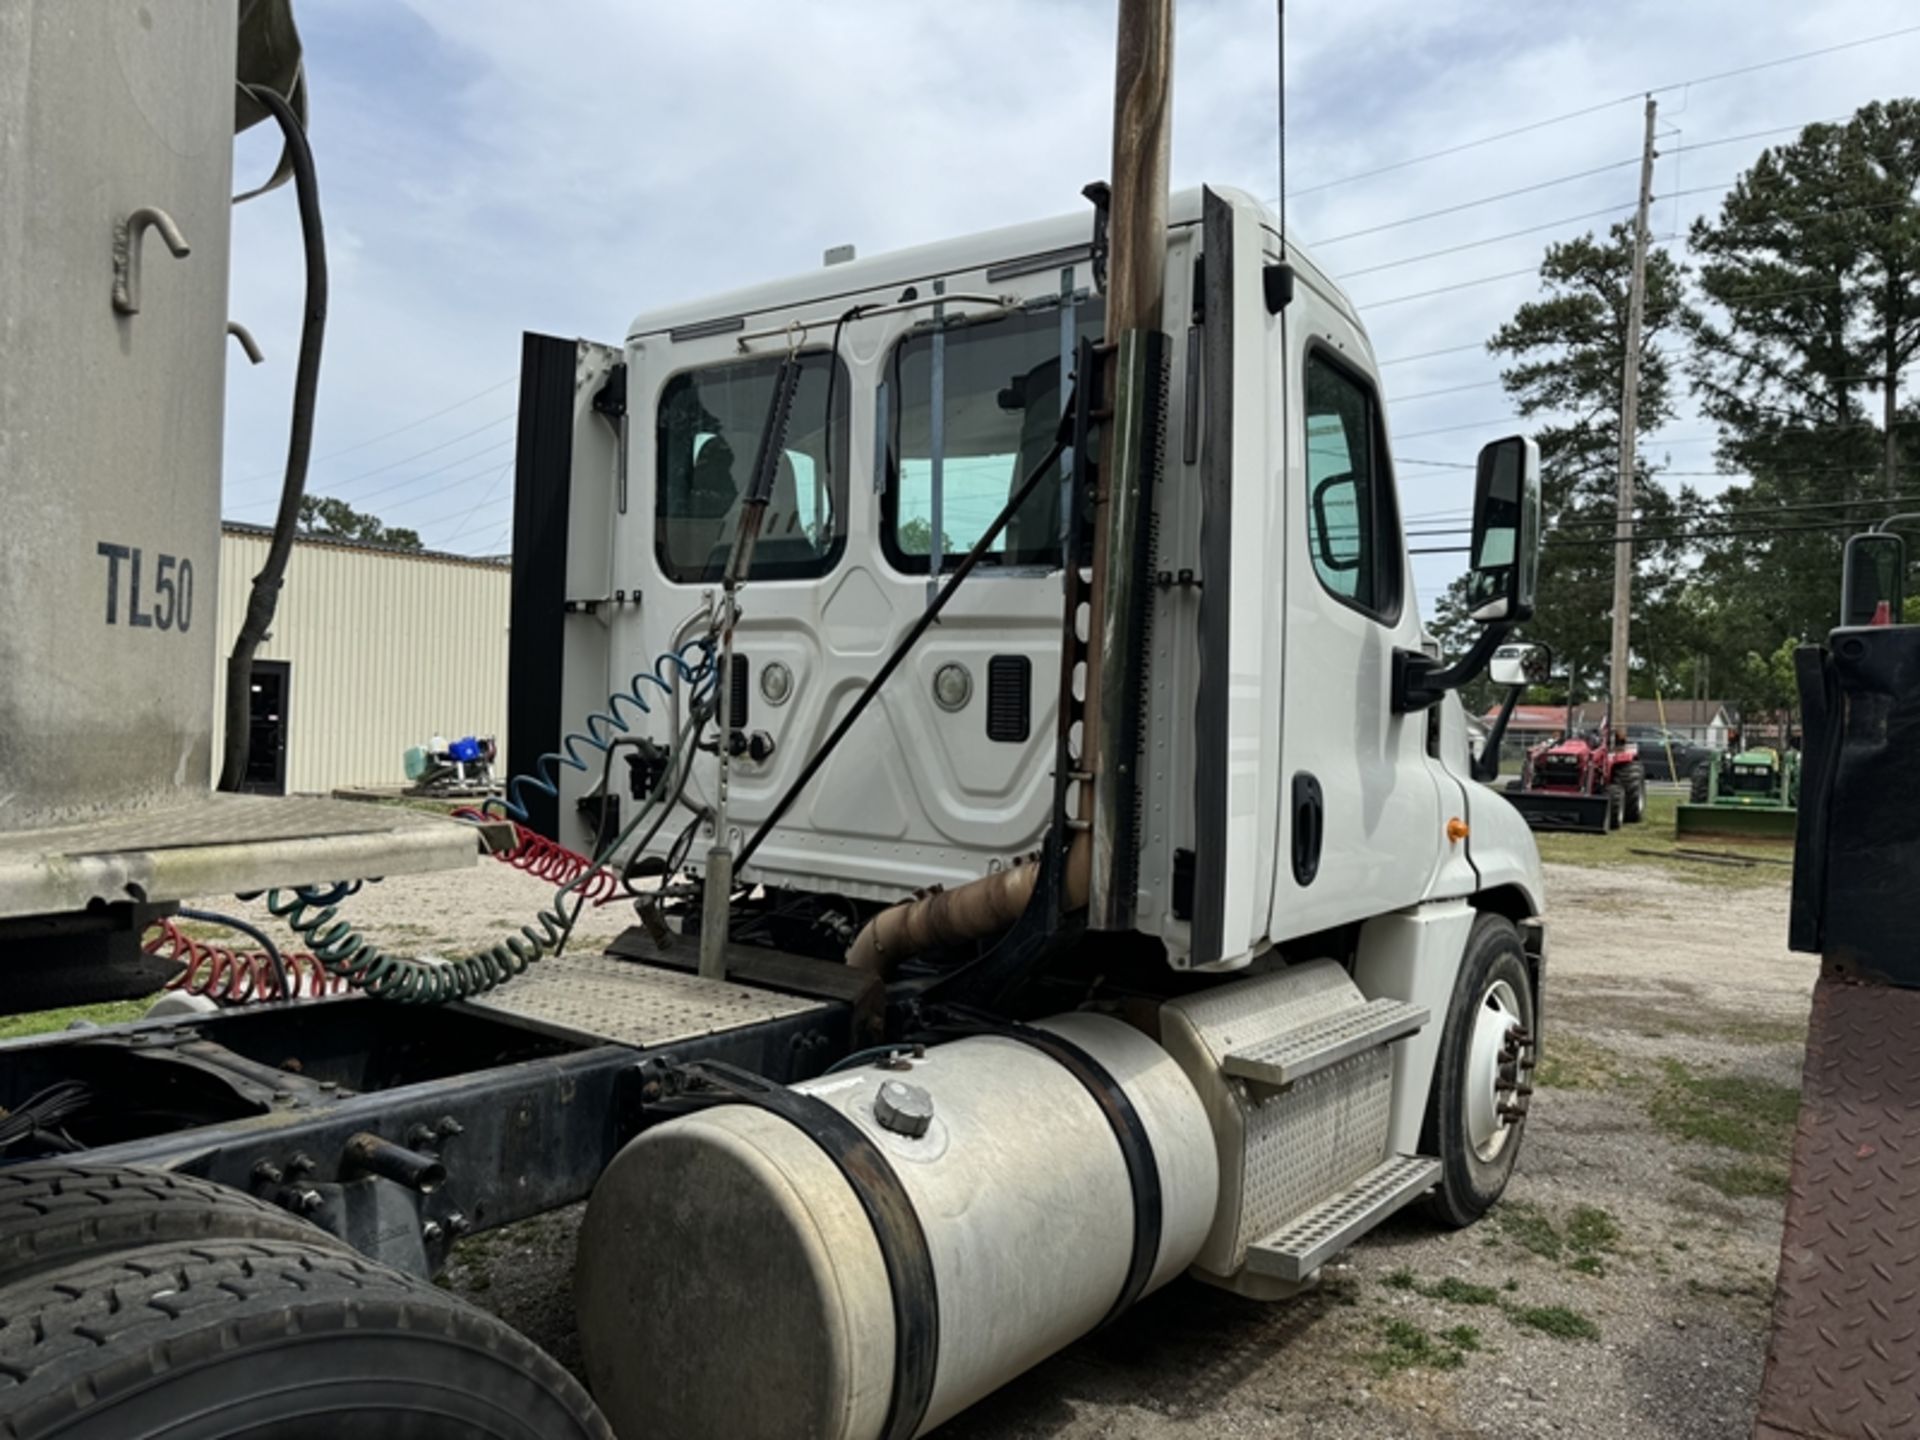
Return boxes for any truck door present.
[1269,287,1454,941]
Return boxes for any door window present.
[883,303,1102,572]
[1304,351,1401,620]
[655,351,848,583]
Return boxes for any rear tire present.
[0,1162,346,1293]
[1620,765,1646,824]
[0,1237,613,1440]
[1690,761,1711,804]
[1421,913,1536,1228]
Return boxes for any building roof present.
[1482,699,1734,730]
[221,521,510,572]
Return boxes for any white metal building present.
[212,524,510,794]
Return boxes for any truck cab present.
[514,184,1545,973]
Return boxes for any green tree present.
[1431,224,1696,701]
[1683,100,1920,663]
[897,516,956,555]
[296,494,424,550]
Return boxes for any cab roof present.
[625,185,1358,345]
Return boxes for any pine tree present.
[1682,100,1920,666]
[1430,224,1694,706]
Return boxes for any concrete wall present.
[214,528,510,793]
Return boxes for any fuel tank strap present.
[675,1060,939,1440]
[919,1010,1164,1328]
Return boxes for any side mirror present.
[1311,473,1361,573]
[1841,532,1905,627]
[1465,436,1541,624]
[1473,641,1552,783]
[1489,642,1551,689]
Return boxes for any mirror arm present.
[1391,621,1512,714]
[1472,683,1523,783]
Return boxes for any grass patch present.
[1647,1060,1800,1158]
[1569,1254,1606,1276]
[1440,1324,1484,1352]
[0,999,152,1041]
[1427,1275,1503,1306]
[1496,1202,1563,1260]
[1566,1205,1620,1255]
[1383,1267,1418,1291]
[1366,1319,1468,1376]
[1688,1160,1790,1199]
[1513,789,1793,888]
[1533,1034,1626,1090]
[1509,1304,1601,1341]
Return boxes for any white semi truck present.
[0,3,1551,1438]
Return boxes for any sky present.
[221,0,1920,611]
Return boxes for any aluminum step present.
[1221,997,1429,1089]
[1244,1154,1442,1281]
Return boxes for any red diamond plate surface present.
[1755,975,1920,1439]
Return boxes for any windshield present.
[883,302,1102,572]
[655,351,848,583]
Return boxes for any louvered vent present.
[986,655,1031,743]
[729,655,750,730]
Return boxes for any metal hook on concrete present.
[112,207,192,316]
[227,321,266,365]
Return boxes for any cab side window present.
[1304,352,1401,620]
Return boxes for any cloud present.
[222,0,1919,600]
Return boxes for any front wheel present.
[1604,782,1625,830]
[1620,765,1646,824]
[1421,913,1536,1228]
[1690,761,1712,803]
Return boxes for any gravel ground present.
[362,852,1810,1439]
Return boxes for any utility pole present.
[1609,94,1658,740]
[1081,0,1174,930]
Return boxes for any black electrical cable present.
[820,305,871,496]
[175,905,292,1001]
[733,428,1070,877]
[219,81,326,791]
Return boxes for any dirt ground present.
[365,844,1806,1440]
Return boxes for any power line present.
[233,434,516,514]
[1378,341,1487,367]
[1285,25,1920,199]
[230,377,515,485]
[1311,158,1642,245]
[1391,378,1507,404]
[1360,266,1541,310]
[1339,202,1638,278]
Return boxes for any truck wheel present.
[0,1237,612,1440]
[1620,766,1646,824]
[1605,783,1625,830]
[1690,761,1711,804]
[0,1162,346,1293]
[1420,913,1535,1228]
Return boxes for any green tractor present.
[1675,744,1801,839]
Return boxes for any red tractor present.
[1505,706,1647,833]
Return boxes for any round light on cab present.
[760,661,794,707]
[933,662,972,712]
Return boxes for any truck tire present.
[1620,765,1646,824]
[0,1162,346,1293]
[1604,783,1624,830]
[0,1237,613,1440]
[1420,912,1535,1228]
[1690,761,1711,804]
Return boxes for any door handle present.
[1292,772,1324,886]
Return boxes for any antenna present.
[1277,0,1287,259]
